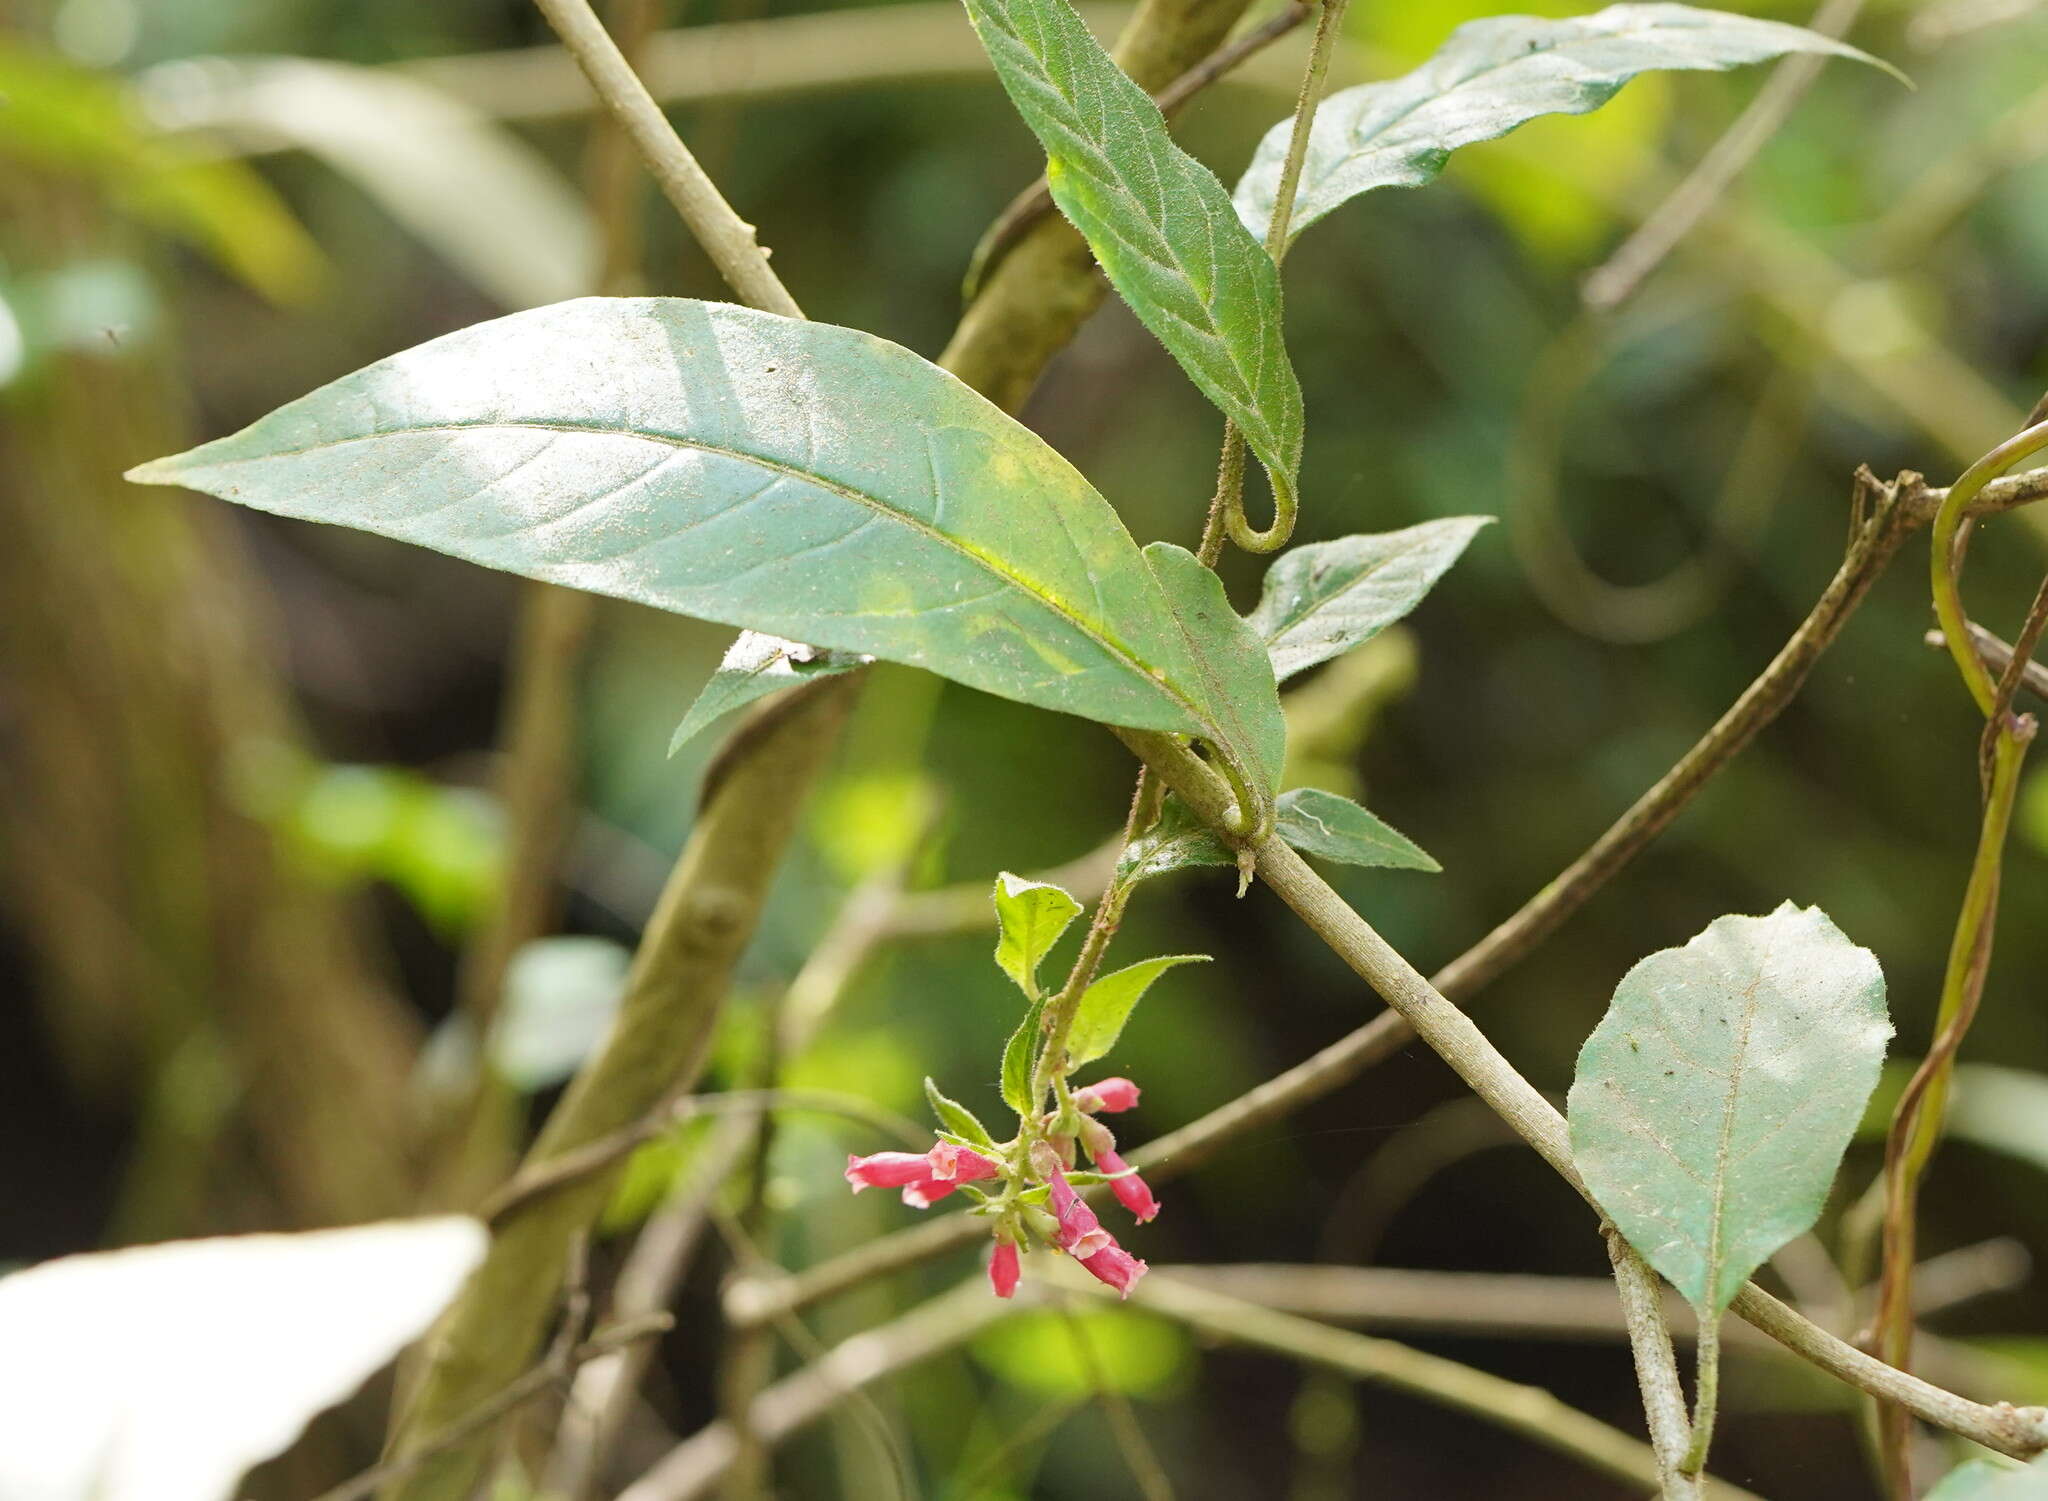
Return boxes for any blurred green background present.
[4,0,2048,1495]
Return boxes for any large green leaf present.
[992,872,1083,997]
[669,631,869,754]
[1145,542,1286,803]
[961,0,1302,507]
[1067,954,1208,1068]
[1568,903,1889,1317]
[129,297,1233,743]
[1233,3,1894,247]
[1248,518,1490,683]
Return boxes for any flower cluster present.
[843,1075,1159,1301]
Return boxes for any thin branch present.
[1607,1231,1702,1499]
[1928,623,2048,701]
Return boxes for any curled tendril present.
[1224,476,1297,554]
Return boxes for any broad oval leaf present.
[1249,517,1491,682]
[1568,903,1889,1316]
[670,631,870,754]
[1146,542,1286,802]
[127,297,1224,743]
[1067,953,1209,1068]
[1234,3,1895,246]
[0,1218,486,1501]
[961,0,1303,507]
[993,871,1083,996]
[1275,787,1437,872]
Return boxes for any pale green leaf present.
[926,1076,998,1150]
[1067,953,1209,1068]
[993,872,1083,996]
[0,1219,485,1501]
[1234,3,1897,247]
[670,631,870,755]
[1568,903,1890,1315]
[1117,795,1234,885]
[129,297,1238,745]
[1248,517,1491,682]
[1145,542,1287,801]
[961,0,1302,506]
[1926,1459,2048,1500]
[1002,997,1048,1116]
[1275,787,1437,872]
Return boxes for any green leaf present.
[1117,795,1235,885]
[670,631,869,754]
[1568,903,1890,1316]
[1067,954,1209,1069]
[1145,542,1287,801]
[1275,787,1438,872]
[1002,997,1047,1117]
[1248,517,1491,683]
[128,296,1233,744]
[993,872,1083,996]
[960,0,1302,508]
[1233,3,1898,248]
[925,1076,998,1150]
[1926,1459,2048,1500]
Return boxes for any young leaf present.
[1276,787,1438,872]
[1248,517,1491,682]
[1569,903,1890,1319]
[0,1218,486,1501]
[926,1075,998,1150]
[960,0,1302,508]
[670,631,870,754]
[1145,542,1287,801]
[1002,996,1048,1116]
[1067,954,1209,1068]
[993,872,1083,996]
[1233,3,1897,247]
[1925,1459,2048,1499]
[128,297,1231,744]
[1117,794,1236,885]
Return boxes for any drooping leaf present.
[1248,517,1491,682]
[1117,795,1235,885]
[961,0,1302,507]
[128,297,1242,747]
[1274,787,1438,872]
[926,1076,999,1150]
[1925,1459,2048,1500]
[993,872,1083,996]
[1568,903,1890,1316]
[1233,3,1897,247]
[670,631,871,754]
[1002,996,1048,1116]
[1067,954,1209,1068]
[138,55,595,309]
[1145,542,1287,802]
[0,1218,486,1501]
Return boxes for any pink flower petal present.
[1078,1243,1148,1298]
[988,1239,1021,1299]
[1075,1078,1141,1113]
[844,1151,936,1193]
[927,1141,1000,1184]
[1093,1147,1160,1225]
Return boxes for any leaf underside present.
[128,296,1227,743]
[960,0,1302,504]
[1233,2,1894,246]
[1249,517,1491,683]
[1924,1458,2048,1500]
[670,630,870,754]
[1568,903,1890,1315]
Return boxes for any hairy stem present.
[1607,1232,1702,1499]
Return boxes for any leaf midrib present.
[1700,945,1774,1311]
[178,416,1212,736]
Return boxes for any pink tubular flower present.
[1078,1242,1148,1299]
[1074,1077,1141,1113]
[899,1140,1000,1209]
[988,1238,1021,1299]
[1044,1166,1112,1258]
[1092,1146,1159,1225]
[844,1151,935,1193]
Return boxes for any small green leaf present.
[960,0,1302,507]
[1248,518,1491,683]
[128,297,1229,743]
[1145,542,1286,802]
[925,1076,998,1150]
[670,631,869,755]
[1067,954,1209,1069]
[1925,1459,2048,1500]
[1568,903,1890,1318]
[1234,4,1897,247]
[993,872,1083,997]
[1276,787,1438,873]
[1117,795,1236,886]
[1002,997,1047,1117]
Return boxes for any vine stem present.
[1607,1231,1703,1500]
